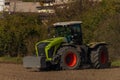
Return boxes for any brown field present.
[0,63,120,80]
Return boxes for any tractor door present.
[69,24,83,45]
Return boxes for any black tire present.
[90,46,110,69]
[57,46,81,70]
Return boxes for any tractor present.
[23,21,110,70]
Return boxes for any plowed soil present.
[0,63,120,80]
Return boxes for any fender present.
[88,42,108,49]
[62,43,77,48]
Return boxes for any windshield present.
[55,24,81,36]
[48,23,81,38]
[54,26,71,37]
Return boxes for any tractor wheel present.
[90,46,110,69]
[57,46,81,70]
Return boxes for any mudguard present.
[88,42,108,49]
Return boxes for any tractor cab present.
[49,21,83,45]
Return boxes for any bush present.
[0,13,44,56]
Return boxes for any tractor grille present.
[37,42,49,56]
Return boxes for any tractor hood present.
[35,37,67,57]
[39,37,67,46]
[41,37,66,43]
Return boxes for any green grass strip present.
[0,56,22,64]
[111,60,120,67]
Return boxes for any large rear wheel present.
[57,46,81,70]
[90,46,110,69]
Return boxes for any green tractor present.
[23,21,110,70]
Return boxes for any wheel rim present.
[65,52,77,67]
[100,51,107,64]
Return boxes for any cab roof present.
[53,21,82,26]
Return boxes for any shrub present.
[0,13,44,56]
